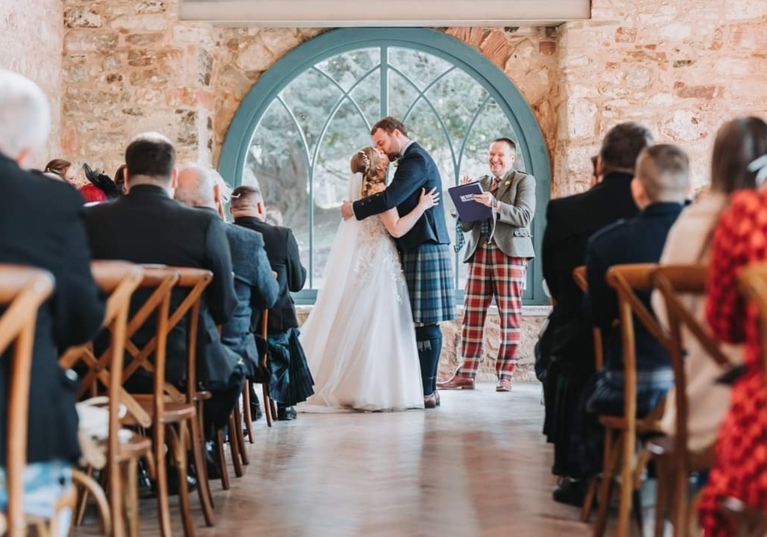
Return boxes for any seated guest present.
[585,144,689,417]
[652,117,765,453]
[229,186,314,421]
[85,134,240,443]
[175,165,279,410]
[43,158,76,186]
[540,122,651,503]
[697,120,767,537]
[0,70,105,528]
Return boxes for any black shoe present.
[205,441,221,480]
[552,478,588,507]
[150,468,197,497]
[277,405,297,421]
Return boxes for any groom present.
[341,116,455,408]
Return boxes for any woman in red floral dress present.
[699,117,767,536]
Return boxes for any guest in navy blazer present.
[585,144,690,416]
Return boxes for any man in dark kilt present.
[341,117,455,408]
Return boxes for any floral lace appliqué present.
[353,218,405,304]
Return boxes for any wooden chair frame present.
[650,264,729,537]
[59,261,149,537]
[259,310,277,427]
[0,265,55,537]
[592,263,671,537]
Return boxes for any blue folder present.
[447,182,492,223]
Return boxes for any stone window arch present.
[220,28,551,305]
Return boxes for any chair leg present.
[189,414,215,527]
[654,457,669,537]
[169,423,195,537]
[671,464,690,537]
[616,429,636,537]
[581,476,598,522]
[243,381,255,444]
[262,383,273,427]
[228,413,244,478]
[216,430,231,491]
[233,403,249,466]
[154,425,173,537]
[125,458,140,537]
[632,488,644,533]
[73,466,94,527]
[594,430,619,537]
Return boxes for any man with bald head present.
[175,165,278,388]
[0,69,104,528]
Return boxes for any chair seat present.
[121,400,196,425]
[645,435,715,471]
[106,430,152,462]
[598,414,664,434]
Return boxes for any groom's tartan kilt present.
[400,243,456,324]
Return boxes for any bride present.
[300,146,439,411]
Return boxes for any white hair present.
[176,163,232,207]
[0,70,51,160]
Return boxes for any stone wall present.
[0,0,64,160]
[554,0,767,197]
[60,0,218,172]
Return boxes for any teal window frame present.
[219,27,551,306]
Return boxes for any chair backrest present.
[606,263,671,425]
[573,265,604,370]
[59,261,147,450]
[652,264,732,456]
[120,267,212,404]
[0,265,55,537]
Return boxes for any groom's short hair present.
[231,185,262,209]
[371,117,408,137]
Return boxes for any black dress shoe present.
[277,405,297,421]
[205,441,221,480]
[552,478,588,507]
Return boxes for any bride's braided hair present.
[351,146,385,197]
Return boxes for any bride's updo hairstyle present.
[351,146,385,197]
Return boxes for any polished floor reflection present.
[77,382,625,537]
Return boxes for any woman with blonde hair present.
[300,146,439,411]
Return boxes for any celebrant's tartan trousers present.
[459,241,526,380]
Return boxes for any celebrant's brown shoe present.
[436,375,475,390]
[496,378,512,392]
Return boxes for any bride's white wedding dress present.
[299,174,424,412]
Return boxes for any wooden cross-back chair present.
[0,265,55,537]
[592,263,671,537]
[722,264,767,537]
[59,261,150,537]
[650,264,730,537]
[572,266,605,523]
[259,310,277,427]
[122,267,218,536]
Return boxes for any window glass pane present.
[388,47,452,90]
[311,99,372,287]
[280,68,344,157]
[349,67,380,129]
[388,69,420,121]
[245,99,310,286]
[403,98,456,184]
[315,48,380,91]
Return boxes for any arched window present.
[220,28,551,305]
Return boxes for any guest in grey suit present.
[174,165,279,381]
[439,138,536,392]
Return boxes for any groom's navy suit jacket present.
[352,142,450,252]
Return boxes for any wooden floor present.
[76,382,638,537]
